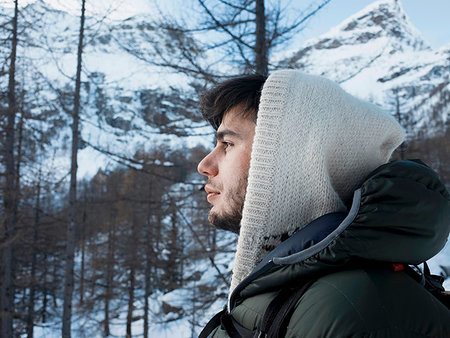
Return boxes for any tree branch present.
[197,0,254,50]
[177,208,230,288]
[268,0,331,45]
[163,19,254,33]
[216,0,256,14]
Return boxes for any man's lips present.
[205,186,220,203]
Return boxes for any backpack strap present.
[199,278,317,338]
[198,308,252,338]
[259,279,317,338]
[199,308,226,338]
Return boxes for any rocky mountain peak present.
[342,0,404,32]
[280,0,448,137]
[287,0,430,66]
[334,0,429,50]
[284,0,431,80]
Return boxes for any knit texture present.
[229,70,405,295]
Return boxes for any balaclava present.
[230,70,405,294]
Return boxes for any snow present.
[2,0,449,336]
[280,0,449,138]
[8,1,214,179]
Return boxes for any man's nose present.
[197,151,218,177]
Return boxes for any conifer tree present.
[128,0,331,79]
[1,1,19,335]
[62,0,86,336]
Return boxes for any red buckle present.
[392,263,404,272]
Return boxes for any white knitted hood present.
[230,70,405,294]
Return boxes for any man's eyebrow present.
[215,129,241,141]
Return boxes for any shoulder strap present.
[259,279,317,338]
[199,309,226,338]
[199,278,316,338]
[199,308,251,338]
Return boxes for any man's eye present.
[222,141,233,149]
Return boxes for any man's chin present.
[208,210,241,234]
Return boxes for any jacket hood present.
[230,70,405,294]
[229,160,450,310]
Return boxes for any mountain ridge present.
[281,0,449,135]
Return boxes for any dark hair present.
[200,74,267,129]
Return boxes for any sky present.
[1,0,449,49]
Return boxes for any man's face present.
[197,105,256,233]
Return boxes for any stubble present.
[207,175,247,234]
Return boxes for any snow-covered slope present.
[2,1,212,180]
[281,0,449,135]
[8,0,448,180]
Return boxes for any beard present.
[207,176,247,234]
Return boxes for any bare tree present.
[62,0,86,336]
[23,168,41,338]
[391,88,406,159]
[133,0,331,79]
[1,1,19,336]
[254,0,267,75]
[104,207,116,337]
[388,87,416,161]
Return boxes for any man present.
[198,70,450,337]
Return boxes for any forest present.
[1,0,449,337]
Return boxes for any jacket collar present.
[229,160,450,310]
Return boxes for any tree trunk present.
[254,0,268,75]
[15,108,24,197]
[26,176,41,338]
[104,211,116,337]
[190,280,197,338]
[393,89,406,160]
[62,0,86,336]
[143,259,150,338]
[52,258,58,309]
[126,262,135,338]
[126,214,139,338]
[79,208,87,306]
[143,202,153,338]
[41,252,48,323]
[211,227,216,253]
[1,1,19,336]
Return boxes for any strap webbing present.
[199,278,316,338]
[199,309,226,338]
[220,310,241,338]
[198,308,245,338]
[260,279,316,338]
[230,316,257,337]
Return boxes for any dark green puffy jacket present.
[207,160,450,337]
